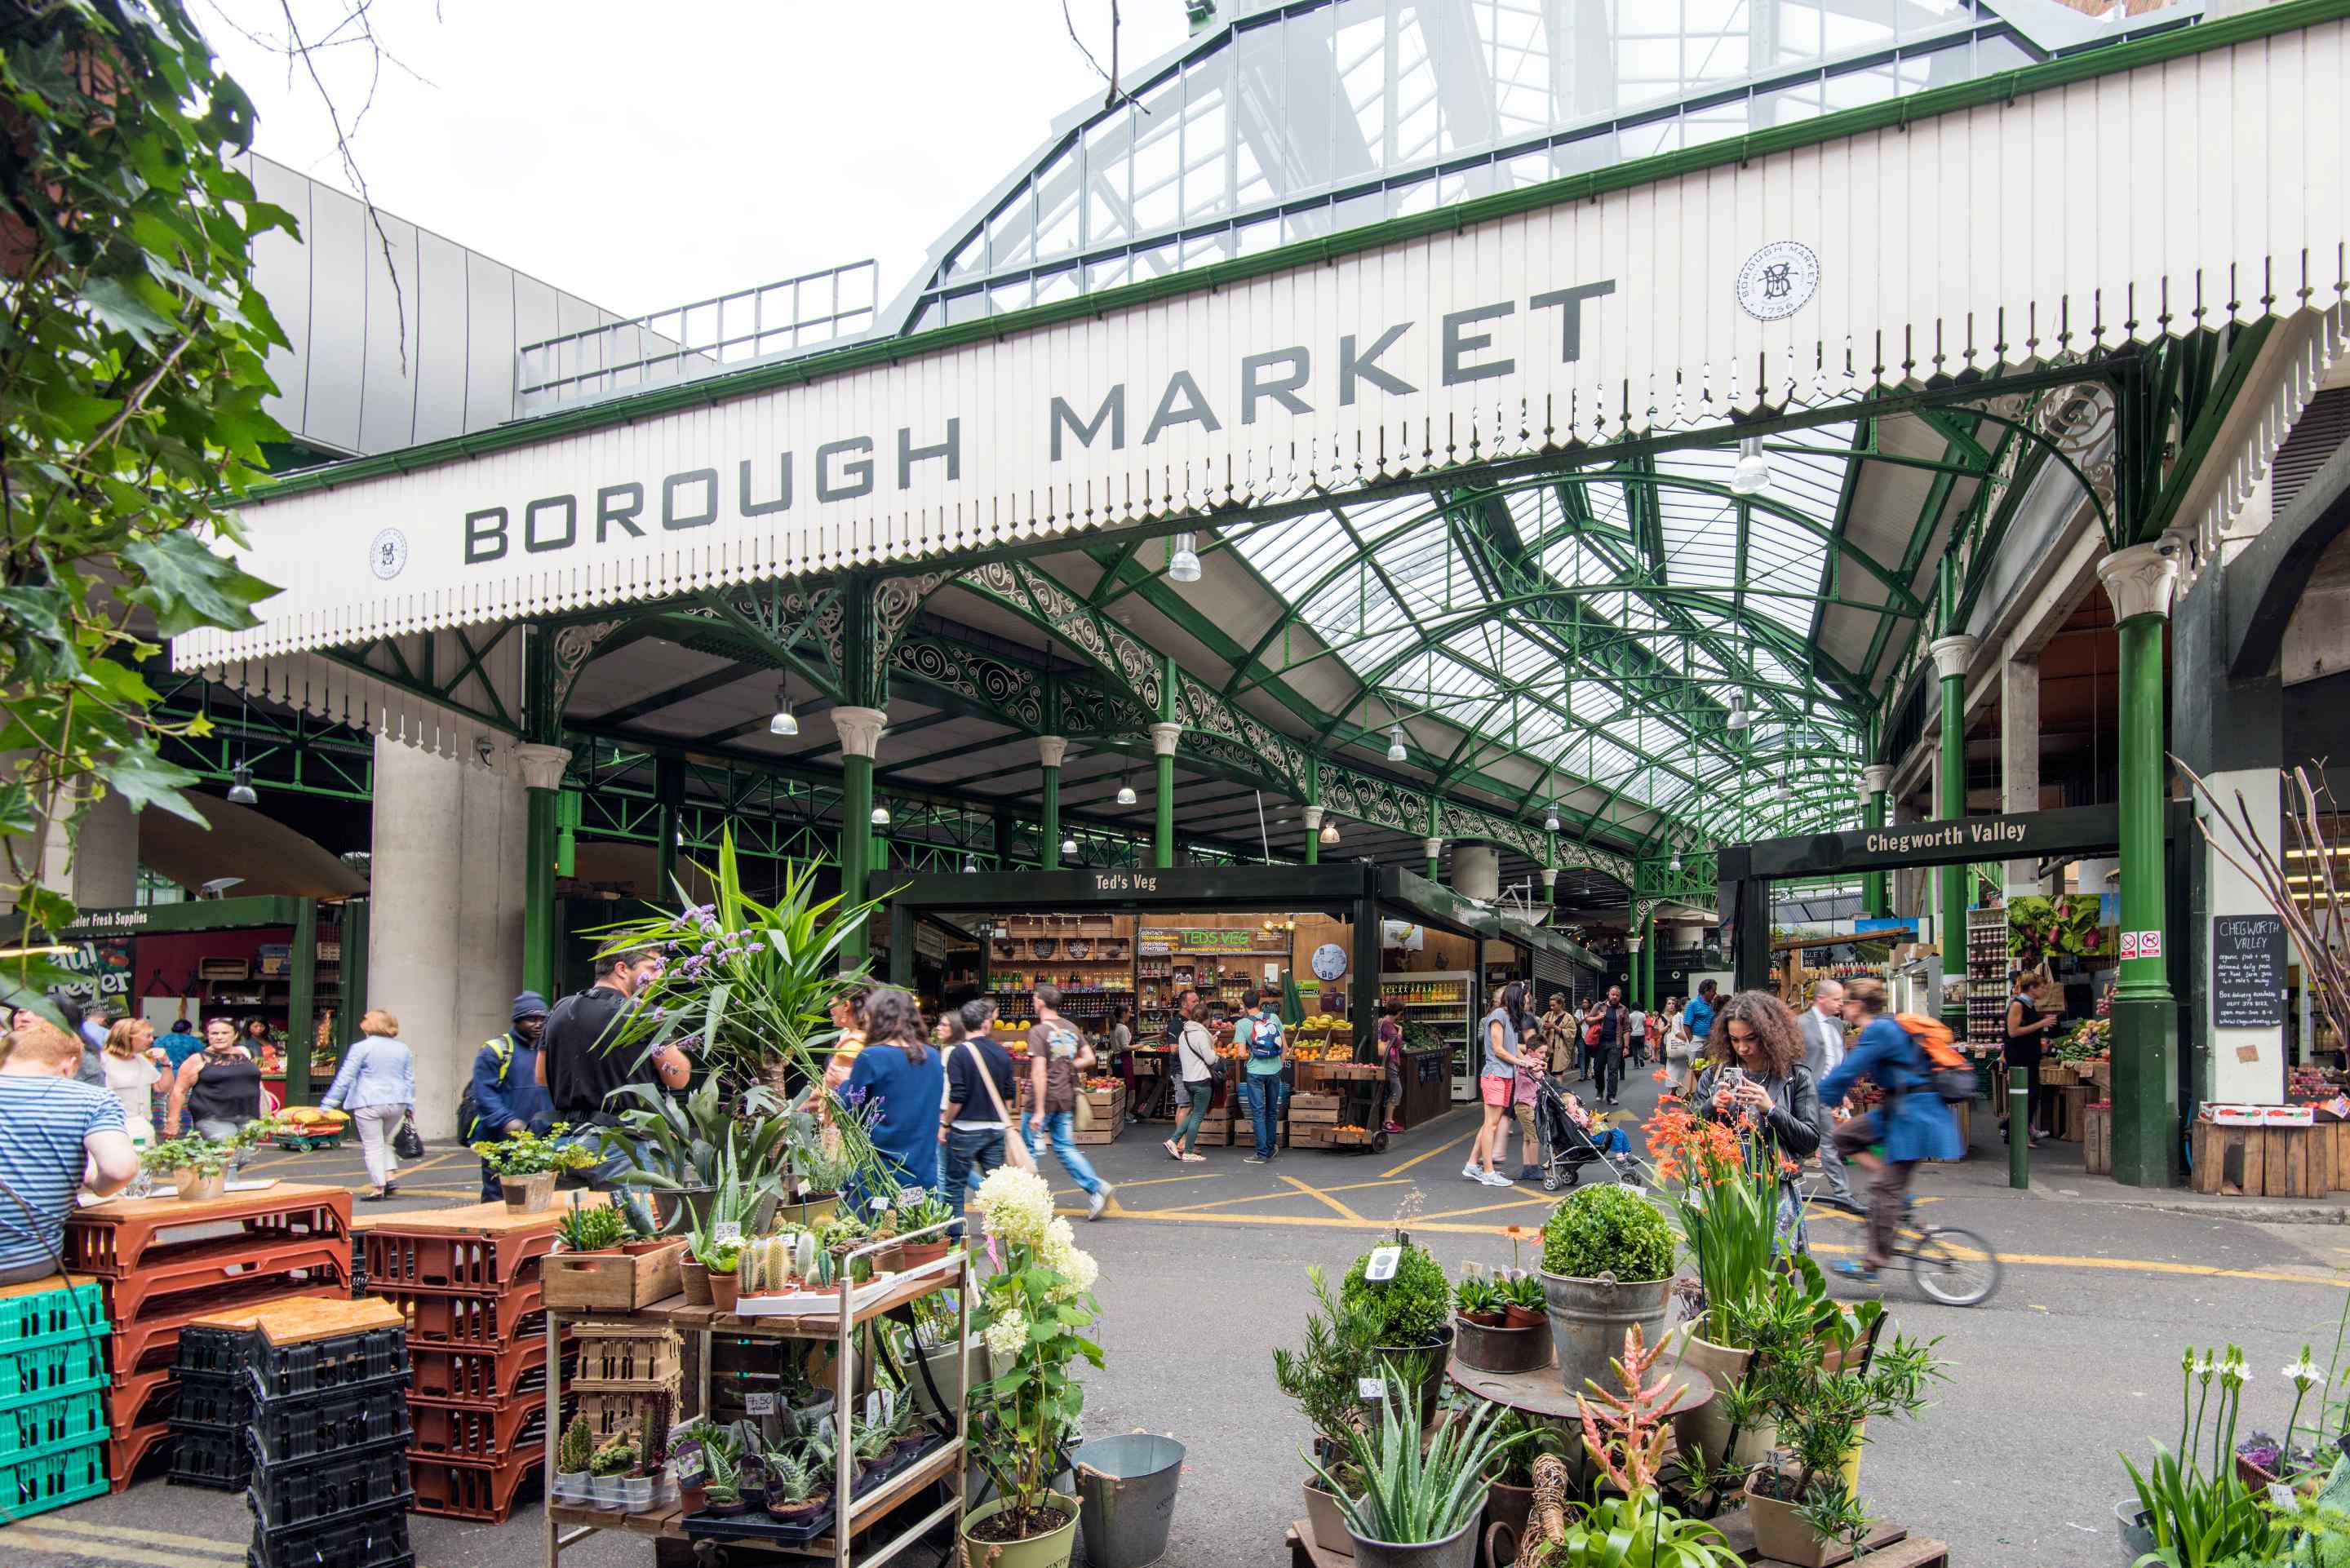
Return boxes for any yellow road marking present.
[1421,1194,1554,1220]
[1097,1172,1221,1191]
[1381,1127,1475,1178]
[1153,1178,1407,1216]
[25,1521,244,1557]
[1280,1174,1368,1224]
[3,1529,242,1566]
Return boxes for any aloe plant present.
[703,1444,742,1505]
[1303,1369,1523,1544]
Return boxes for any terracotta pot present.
[708,1273,740,1313]
[900,1239,951,1269]
[680,1260,713,1307]
[1459,1310,1505,1329]
[501,1171,556,1211]
[621,1238,671,1256]
[1501,1304,1545,1331]
[1303,1481,1356,1558]
[1743,1473,1835,1568]
[1482,1477,1535,1557]
[1669,1329,1775,1474]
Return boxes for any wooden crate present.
[1288,1092,1341,1113]
[2191,1123,2272,1197]
[2336,1123,2350,1192]
[2053,1083,2090,1143]
[573,1322,684,1391]
[2266,1123,2328,1199]
[542,1241,686,1312]
[2083,1103,2113,1175]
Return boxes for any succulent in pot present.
[1452,1274,1505,1327]
[556,1412,595,1502]
[761,1446,830,1521]
[698,1445,750,1516]
[589,1432,640,1506]
[1496,1271,1547,1329]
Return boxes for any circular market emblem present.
[368,527,410,581]
[1735,241,1821,322]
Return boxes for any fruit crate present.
[0,1280,108,1347]
[407,1398,548,1460]
[408,1448,540,1523]
[247,1495,412,1568]
[105,1419,174,1487]
[246,1376,413,1468]
[0,1333,108,1411]
[246,1325,408,1402]
[361,1229,556,1293]
[575,1387,676,1446]
[406,1337,555,1403]
[0,1432,109,1520]
[373,1281,547,1350]
[166,1418,251,1491]
[573,1322,682,1389]
[172,1369,251,1428]
[65,1188,350,1277]
[249,1440,412,1530]
[105,1237,348,1324]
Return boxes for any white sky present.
[206,1,1198,317]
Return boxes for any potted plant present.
[852,1415,899,1493]
[699,1236,745,1313]
[698,1444,751,1517]
[2119,1346,2290,1568]
[1453,1273,1505,1328]
[556,1413,595,1504]
[142,1121,266,1201]
[1451,1273,1546,1376]
[1274,1265,1386,1558]
[1303,1375,1521,1568]
[1536,1185,1675,1398]
[892,1189,958,1267]
[1496,1271,1546,1332]
[555,1196,631,1256]
[761,1446,831,1524]
[961,1167,1105,1568]
[1478,1410,1574,1550]
[471,1124,596,1211]
[1339,1235,1453,1420]
[588,1431,640,1508]
[738,1230,818,1298]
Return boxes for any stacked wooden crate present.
[64,1183,351,1490]
[1073,1081,1127,1145]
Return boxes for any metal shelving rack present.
[543,1226,970,1568]
[1381,970,1476,1101]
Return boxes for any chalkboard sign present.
[2211,915,2287,1029]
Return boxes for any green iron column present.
[512,743,574,998]
[1860,764,1893,919]
[1302,807,1323,866]
[834,706,887,963]
[1928,634,1978,1039]
[2099,542,2183,1186]
[1037,737,1066,870]
[1150,723,1182,870]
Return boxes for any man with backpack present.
[1814,977,1966,1282]
[1237,990,1286,1166]
[462,992,555,1201]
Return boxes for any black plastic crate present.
[244,1327,407,1402]
[246,1497,412,1568]
[248,1444,412,1533]
[174,1370,251,1428]
[245,1375,411,1468]
[166,1420,251,1491]
[172,1323,252,1379]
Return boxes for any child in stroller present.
[1531,1074,1638,1192]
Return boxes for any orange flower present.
[1651,1069,1669,1083]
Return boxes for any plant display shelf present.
[542,1228,970,1568]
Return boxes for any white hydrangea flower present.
[1037,1216,1079,1270]
[975,1167,1055,1247]
[1049,1246,1099,1302]
[982,1304,1030,1360]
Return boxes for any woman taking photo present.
[320,1010,417,1202]
[100,1017,167,1149]
[840,987,946,1196]
[1690,990,1822,1251]
[1465,981,1532,1187]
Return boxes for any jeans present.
[479,1160,504,1203]
[1383,1063,1403,1126]
[1173,1082,1213,1152]
[193,1118,252,1174]
[1590,1048,1623,1102]
[1242,1074,1284,1159]
[1025,1111,1104,1195]
[941,1125,1008,1238]
[350,1104,407,1189]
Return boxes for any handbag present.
[392,1112,425,1160]
[961,1041,1035,1172]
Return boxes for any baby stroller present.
[1533,1075,1639,1193]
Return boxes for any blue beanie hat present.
[512,990,550,1022]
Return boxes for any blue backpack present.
[1244,1012,1284,1061]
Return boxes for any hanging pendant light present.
[769,678,798,737]
[963,857,979,873]
[1115,769,1137,807]
[1669,848,1683,872]
[1060,835,1080,858]
[1544,802,1561,833]
[1386,724,1408,763]
[871,804,892,826]
[1319,817,1341,847]
[1725,693,1751,731]
[1167,532,1202,583]
[226,762,259,806]
[1729,436,1772,497]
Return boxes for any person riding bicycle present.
[1813,977,1962,1284]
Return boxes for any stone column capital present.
[832,706,889,760]
[1860,764,1894,797]
[1541,867,1557,889]
[1626,935,1643,953]
[1927,635,1980,683]
[1148,722,1183,758]
[510,742,572,793]
[1423,837,1443,864]
[1036,735,1068,770]
[2097,540,2183,623]
[1301,806,1324,831]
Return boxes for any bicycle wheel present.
[1907,1225,2002,1307]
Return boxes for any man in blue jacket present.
[463,992,553,1200]
[1814,977,1962,1283]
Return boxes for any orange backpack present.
[1894,1013,1977,1102]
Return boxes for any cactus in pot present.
[556,1412,595,1499]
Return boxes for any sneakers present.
[1516,1164,1544,1181]
[1087,1185,1112,1220]
[1383,1121,1403,1133]
[1245,1154,1270,1166]
[1831,1260,1880,1284]
[1461,1163,1486,1183]
[1479,1168,1515,1187]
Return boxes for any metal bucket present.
[1348,1506,1483,1568]
[1540,1270,1673,1397]
[1073,1434,1186,1568]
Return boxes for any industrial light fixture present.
[1167,532,1202,583]
[1725,693,1751,731]
[963,857,979,873]
[1669,849,1683,872]
[226,762,259,806]
[1319,817,1341,847]
[1115,769,1137,806]
[1729,436,1772,496]
[1386,724,1408,762]
[769,678,798,737]
[871,804,891,826]
[1543,802,1561,833]
[1060,835,1080,857]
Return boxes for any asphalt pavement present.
[15,1065,2347,1568]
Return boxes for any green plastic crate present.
[0,1386,108,1461]
[0,1283,107,1349]
[0,1437,108,1521]
[0,1338,108,1415]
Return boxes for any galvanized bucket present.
[1073,1434,1185,1568]
[1346,1503,1484,1568]
[1540,1269,1673,1398]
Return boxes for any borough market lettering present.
[457,280,1616,565]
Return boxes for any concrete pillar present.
[1452,844,1500,902]
[1301,806,1324,866]
[2000,655,2042,896]
[369,737,528,1138]
[72,786,140,910]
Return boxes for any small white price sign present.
[871,1194,891,1211]
[1364,1246,1401,1282]
[711,1221,742,1244]
[1357,1377,1386,1400]
[744,1393,777,1415]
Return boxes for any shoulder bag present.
[959,1040,1035,1172]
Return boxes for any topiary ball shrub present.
[1541,1185,1675,1282]
[1340,1240,1451,1346]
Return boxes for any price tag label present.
[1364,1246,1401,1282]
[1357,1377,1386,1400]
[864,1388,895,1424]
[744,1392,777,1416]
[711,1221,742,1245]
[871,1194,891,1211]
[2269,1482,2298,1511]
